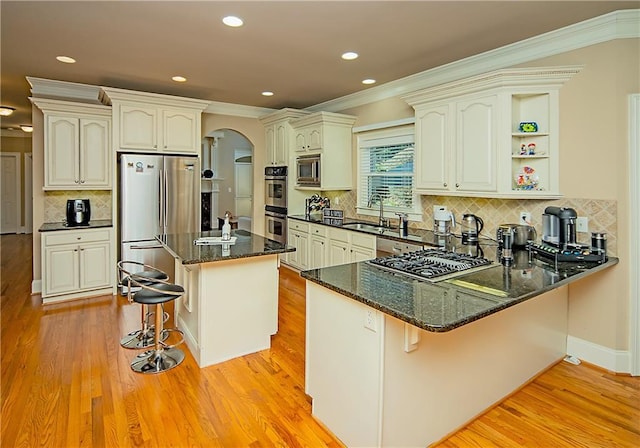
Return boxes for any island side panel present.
[381,286,569,447]
[305,281,385,448]
[175,260,201,362]
[177,254,279,368]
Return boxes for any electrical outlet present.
[433,205,447,214]
[519,212,532,225]
[364,309,377,332]
[576,216,589,233]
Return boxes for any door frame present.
[0,152,22,234]
[629,94,640,376]
[24,152,33,233]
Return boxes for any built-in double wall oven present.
[264,166,287,244]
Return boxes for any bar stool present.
[117,261,169,349]
[128,275,186,374]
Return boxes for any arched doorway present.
[201,129,253,231]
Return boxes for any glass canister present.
[591,232,607,257]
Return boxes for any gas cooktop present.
[368,249,494,282]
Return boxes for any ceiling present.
[1,1,638,130]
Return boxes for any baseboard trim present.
[567,335,630,373]
[31,279,42,294]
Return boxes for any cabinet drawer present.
[309,224,327,237]
[44,229,111,246]
[328,227,350,243]
[289,220,310,233]
[351,232,376,249]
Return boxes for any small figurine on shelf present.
[520,144,527,155]
[527,143,536,155]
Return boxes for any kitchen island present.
[158,229,294,368]
[301,247,617,447]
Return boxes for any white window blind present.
[358,131,415,213]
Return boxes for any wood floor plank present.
[1,234,639,447]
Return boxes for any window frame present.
[356,125,422,222]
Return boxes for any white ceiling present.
[1,1,638,130]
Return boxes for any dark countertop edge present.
[180,247,295,265]
[301,257,618,333]
[39,220,113,232]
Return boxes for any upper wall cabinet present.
[31,98,112,190]
[259,108,310,167]
[102,87,210,155]
[290,111,357,190]
[402,66,582,199]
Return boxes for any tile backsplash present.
[324,191,617,256]
[44,191,112,223]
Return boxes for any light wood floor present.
[1,234,639,447]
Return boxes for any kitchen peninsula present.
[301,235,617,447]
[158,229,294,368]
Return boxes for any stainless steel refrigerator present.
[119,154,200,280]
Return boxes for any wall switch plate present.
[519,212,532,225]
[364,309,377,332]
[576,216,589,233]
[433,205,447,215]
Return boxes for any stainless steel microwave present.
[296,155,320,186]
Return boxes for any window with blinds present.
[357,128,416,214]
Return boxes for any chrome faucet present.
[367,193,388,227]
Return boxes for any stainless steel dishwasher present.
[376,237,424,257]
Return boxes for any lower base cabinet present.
[41,228,113,302]
[285,219,376,270]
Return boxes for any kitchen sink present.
[341,222,391,233]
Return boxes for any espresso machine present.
[66,199,91,226]
[528,206,606,264]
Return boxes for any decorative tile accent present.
[322,191,617,256]
[44,191,112,223]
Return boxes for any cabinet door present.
[46,116,80,187]
[264,124,276,165]
[162,108,199,153]
[350,244,375,263]
[294,129,307,152]
[79,242,111,290]
[309,235,327,269]
[328,239,349,266]
[274,122,289,165]
[120,104,158,150]
[288,229,309,269]
[44,245,79,296]
[455,95,498,192]
[306,125,322,151]
[79,118,110,187]
[415,105,450,191]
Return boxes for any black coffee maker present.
[542,206,577,249]
[66,199,91,226]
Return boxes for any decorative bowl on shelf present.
[514,166,540,190]
[518,122,538,133]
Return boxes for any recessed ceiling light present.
[172,76,187,82]
[341,52,359,61]
[223,16,243,27]
[56,56,76,64]
[362,79,376,85]
[20,125,33,132]
[0,106,15,116]
[262,91,274,97]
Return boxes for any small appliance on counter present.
[528,206,607,265]
[66,199,91,226]
[461,213,484,243]
[497,223,536,247]
[434,206,455,236]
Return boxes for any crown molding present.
[308,9,640,113]
[101,86,210,110]
[29,97,111,116]
[205,100,275,119]
[27,77,106,104]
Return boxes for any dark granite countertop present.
[39,219,113,232]
[301,243,618,333]
[158,229,295,265]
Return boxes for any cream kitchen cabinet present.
[31,98,112,190]
[102,87,210,154]
[287,220,310,270]
[290,112,357,190]
[41,228,113,303]
[412,94,498,194]
[259,109,309,166]
[402,66,580,198]
[308,224,328,269]
[327,227,376,266]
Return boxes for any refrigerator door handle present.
[129,244,165,250]
[164,168,169,234]
[158,169,164,231]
